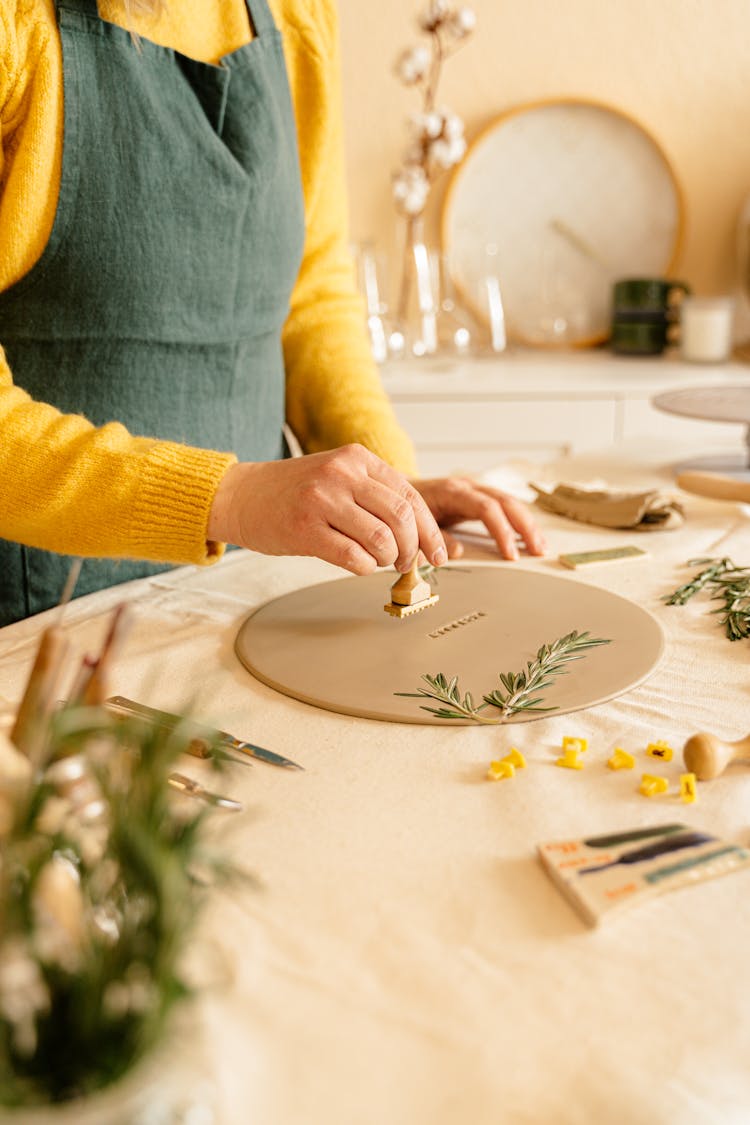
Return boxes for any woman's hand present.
[412,476,546,561]
[207,444,448,575]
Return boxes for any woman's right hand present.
[206,443,448,575]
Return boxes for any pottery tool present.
[683,729,750,781]
[105,696,303,770]
[10,560,82,763]
[10,626,71,765]
[676,471,750,504]
[383,560,440,618]
[558,546,648,569]
[582,824,685,849]
[644,846,745,885]
[69,603,131,706]
[578,830,714,875]
[167,772,243,811]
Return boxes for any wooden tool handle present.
[72,604,130,706]
[683,731,750,780]
[676,471,750,504]
[11,625,70,763]
[390,560,433,607]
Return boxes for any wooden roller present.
[683,731,750,780]
[676,471,750,504]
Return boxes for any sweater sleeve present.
[0,351,236,563]
[280,0,418,476]
[0,5,235,564]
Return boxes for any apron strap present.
[245,0,278,35]
[55,1,279,36]
[56,0,100,13]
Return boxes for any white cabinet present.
[380,350,749,475]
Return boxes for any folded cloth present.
[530,482,685,531]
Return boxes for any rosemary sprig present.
[663,557,738,605]
[417,562,470,587]
[397,672,496,722]
[665,557,750,642]
[396,630,611,723]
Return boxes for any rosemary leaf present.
[665,556,750,643]
[398,629,611,724]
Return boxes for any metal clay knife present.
[167,771,243,811]
[105,696,303,770]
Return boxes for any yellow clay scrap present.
[639,773,669,797]
[680,772,698,804]
[607,747,636,770]
[487,760,515,781]
[562,736,588,754]
[646,740,674,762]
[556,748,584,770]
[503,747,526,769]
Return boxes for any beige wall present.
[339,0,750,299]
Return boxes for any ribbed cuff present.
[129,442,237,564]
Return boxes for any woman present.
[0,0,543,626]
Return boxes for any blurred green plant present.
[0,704,238,1107]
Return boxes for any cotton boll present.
[0,939,50,1057]
[448,6,476,37]
[408,111,444,140]
[32,855,86,972]
[418,0,451,33]
[393,44,431,85]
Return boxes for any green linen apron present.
[0,0,304,626]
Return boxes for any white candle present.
[680,296,735,363]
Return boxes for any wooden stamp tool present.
[683,730,750,781]
[383,559,439,618]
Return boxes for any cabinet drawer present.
[414,445,568,477]
[621,399,746,446]
[391,398,617,449]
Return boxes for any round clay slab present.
[234,565,664,725]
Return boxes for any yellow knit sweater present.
[0,0,415,565]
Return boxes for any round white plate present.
[442,99,683,347]
[235,565,664,725]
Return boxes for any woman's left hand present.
[411,476,546,561]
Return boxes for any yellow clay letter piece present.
[487,760,515,781]
[556,748,584,770]
[639,773,669,797]
[679,773,698,803]
[646,741,674,762]
[562,736,588,754]
[503,748,526,769]
[607,747,635,770]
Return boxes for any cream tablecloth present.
[1,440,749,1125]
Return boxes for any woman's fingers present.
[359,457,447,570]
[474,485,546,555]
[206,445,448,574]
[411,477,546,559]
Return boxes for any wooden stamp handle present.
[390,560,431,607]
[683,731,750,780]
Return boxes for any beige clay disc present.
[234,564,664,725]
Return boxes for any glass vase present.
[390,216,438,359]
[0,1005,217,1125]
